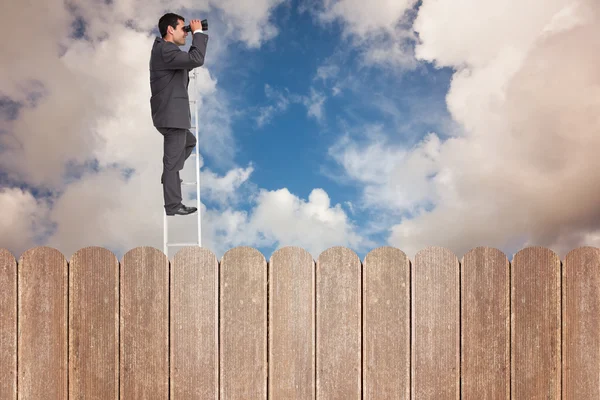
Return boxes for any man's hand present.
[189,19,202,32]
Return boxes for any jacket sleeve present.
[161,32,208,70]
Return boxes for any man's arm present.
[161,32,208,70]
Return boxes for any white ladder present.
[163,70,202,258]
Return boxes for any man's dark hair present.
[158,13,184,38]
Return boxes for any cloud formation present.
[332,0,600,258]
[0,0,370,261]
[310,0,419,69]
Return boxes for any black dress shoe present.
[166,204,197,216]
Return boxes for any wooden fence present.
[0,245,598,399]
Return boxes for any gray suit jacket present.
[149,32,209,129]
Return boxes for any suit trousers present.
[156,127,197,213]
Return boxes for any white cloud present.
[255,84,327,127]
[319,0,417,33]
[331,0,600,259]
[310,0,419,69]
[201,187,371,259]
[0,0,289,260]
[315,65,340,82]
[303,88,327,121]
[256,84,291,127]
[0,188,53,256]
[200,165,254,206]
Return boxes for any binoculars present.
[183,19,208,32]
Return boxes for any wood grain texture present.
[120,247,169,399]
[219,247,267,400]
[18,247,68,400]
[316,247,362,400]
[511,247,561,399]
[461,247,510,399]
[363,247,410,400]
[268,246,315,399]
[69,247,119,400]
[412,246,459,400]
[171,247,218,399]
[0,249,17,400]
[563,247,600,399]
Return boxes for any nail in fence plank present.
[363,247,410,399]
[316,247,361,399]
[18,247,68,400]
[69,247,119,399]
[511,247,561,398]
[0,249,17,400]
[412,247,459,399]
[120,247,169,399]
[563,247,600,399]
[171,247,218,399]
[220,247,267,399]
[461,247,510,399]
[269,247,315,399]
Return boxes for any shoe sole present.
[166,210,198,216]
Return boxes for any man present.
[149,13,208,216]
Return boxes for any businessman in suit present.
[150,13,208,216]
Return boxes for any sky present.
[1,0,599,262]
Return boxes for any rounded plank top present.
[270,245,314,264]
[69,246,119,400]
[120,246,169,399]
[70,246,118,265]
[269,246,315,399]
[512,246,559,264]
[317,246,361,267]
[220,246,267,399]
[461,246,510,399]
[461,246,508,264]
[172,246,218,264]
[171,246,219,399]
[364,246,408,265]
[511,246,561,399]
[121,245,168,265]
[221,246,266,266]
[18,246,68,400]
[316,246,362,400]
[414,246,459,265]
[363,246,410,399]
[412,246,460,400]
[18,246,67,266]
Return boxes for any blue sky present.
[183,1,455,259]
[1,0,598,262]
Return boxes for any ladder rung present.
[166,242,200,247]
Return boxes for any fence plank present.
[316,247,361,399]
[69,247,119,400]
[412,246,459,399]
[18,247,68,400]
[120,247,169,399]
[563,247,600,399]
[171,247,219,399]
[0,249,17,400]
[268,246,315,399]
[363,247,410,399]
[461,247,510,399]
[511,247,561,399]
[220,247,267,399]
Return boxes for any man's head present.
[158,13,187,46]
